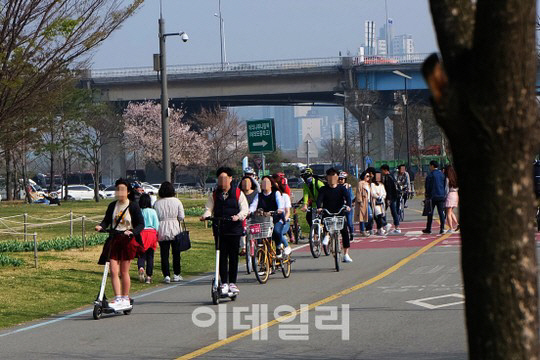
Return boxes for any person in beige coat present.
[354,172,371,236]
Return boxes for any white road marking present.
[406,293,465,309]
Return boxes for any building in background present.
[392,34,415,56]
[364,20,376,56]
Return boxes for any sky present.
[90,0,439,69]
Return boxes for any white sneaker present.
[376,229,385,236]
[384,224,392,232]
[164,276,171,284]
[322,235,330,246]
[370,230,376,235]
[446,229,454,234]
[109,297,127,311]
[343,254,353,263]
[390,229,401,235]
[220,283,229,295]
[284,246,292,255]
[138,268,145,283]
[173,274,183,282]
[229,283,239,294]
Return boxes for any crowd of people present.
[94,161,459,311]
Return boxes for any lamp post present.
[334,92,348,171]
[158,0,189,182]
[214,0,226,70]
[392,70,412,168]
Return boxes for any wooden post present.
[33,233,38,268]
[82,216,86,251]
[69,210,73,242]
[23,213,27,243]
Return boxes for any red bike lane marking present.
[295,220,540,251]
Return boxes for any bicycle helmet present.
[244,166,255,175]
[301,168,314,178]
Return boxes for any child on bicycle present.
[95,178,145,311]
[239,175,259,255]
[200,167,249,295]
[316,168,353,263]
[257,176,289,255]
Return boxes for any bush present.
[0,254,24,267]
[0,233,108,253]
[184,207,204,216]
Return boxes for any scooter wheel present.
[93,305,102,320]
[212,290,219,305]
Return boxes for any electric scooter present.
[205,216,238,305]
[93,229,134,319]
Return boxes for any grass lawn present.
[0,197,211,329]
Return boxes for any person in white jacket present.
[370,172,390,235]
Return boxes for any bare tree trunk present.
[5,149,12,201]
[428,0,539,358]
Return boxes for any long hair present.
[262,175,280,193]
[445,164,458,188]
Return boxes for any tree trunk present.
[5,149,12,201]
[428,0,539,357]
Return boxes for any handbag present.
[174,219,191,252]
[422,199,433,216]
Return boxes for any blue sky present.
[90,0,438,69]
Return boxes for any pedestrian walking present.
[338,171,355,239]
[354,171,371,236]
[370,172,388,235]
[381,164,400,234]
[422,160,447,234]
[138,193,159,284]
[154,181,185,283]
[444,164,459,233]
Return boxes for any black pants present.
[426,199,446,232]
[137,248,155,277]
[216,235,240,284]
[375,214,387,229]
[160,240,181,277]
[323,217,351,249]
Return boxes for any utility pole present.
[159,10,170,182]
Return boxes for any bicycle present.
[397,191,406,222]
[290,202,304,244]
[248,214,292,284]
[308,205,322,258]
[321,206,347,272]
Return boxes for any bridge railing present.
[88,54,432,79]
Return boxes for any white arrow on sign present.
[253,140,268,147]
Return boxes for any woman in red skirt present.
[95,179,144,311]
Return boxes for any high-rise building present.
[364,20,376,56]
[392,34,415,56]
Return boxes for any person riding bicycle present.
[316,168,353,263]
[396,164,412,208]
[338,171,355,239]
[300,167,326,228]
[200,167,249,295]
[238,175,259,255]
[256,176,290,256]
[243,166,261,193]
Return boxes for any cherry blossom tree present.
[122,101,210,180]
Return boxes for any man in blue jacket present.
[422,160,446,234]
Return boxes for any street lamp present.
[158,0,189,182]
[214,0,226,70]
[334,92,348,171]
[392,70,412,168]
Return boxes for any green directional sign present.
[247,118,276,153]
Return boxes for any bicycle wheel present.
[309,224,321,258]
[293,215,300,244]
[281,255,291,278]
[245,236,251,274]
[323,232,330,256]
[254,246,270,284]
[334,233,340,272]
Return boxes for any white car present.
[141,183,159,195]
[103,185,116,199]
[57,185,106,200]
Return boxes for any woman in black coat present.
[95,178,144,311]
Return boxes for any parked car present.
[140,183,159,195]
[287,177,304,189]
[103,185,116,199]
[57,185,106,200]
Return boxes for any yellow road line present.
[177,233,451,359]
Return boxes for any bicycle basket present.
[323,216,345,232]
[247,216,273,239]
